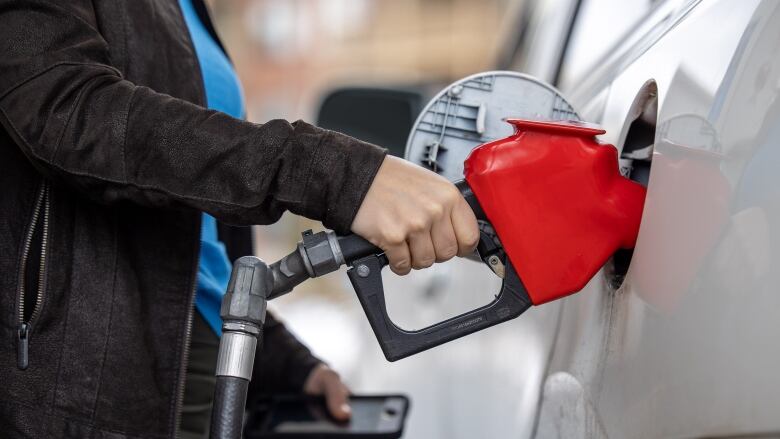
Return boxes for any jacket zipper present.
[173,0,222,434]
[172,223,200,438]
[173,0,215,434]
[16,182,51,370]
[173,289,195,439]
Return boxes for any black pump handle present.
[345,229,531,362]
[267,180,533,361]
[337,180,531,361]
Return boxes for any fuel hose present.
[210,256,269,439]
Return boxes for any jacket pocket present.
[15,180,51,370]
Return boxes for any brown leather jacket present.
[0,0,385,437]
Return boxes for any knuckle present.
[467,229,480,246]
[414,258,435,269]
[438,245,458,261]
[407,217,428,233]
[393,264,411,275]
[459,236,479,254]
[427,202,445,219]
[393,258,410,270]
[383,229,406,246]
[443,185,461,204]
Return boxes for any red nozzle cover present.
[464,119,646,305]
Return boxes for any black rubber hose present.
[209,376,249,439]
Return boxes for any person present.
[0,1,480,438]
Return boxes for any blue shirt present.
[179,0,245,335]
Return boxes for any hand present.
[303,364,351,421]
[352,156,480,275]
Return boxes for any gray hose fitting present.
[215,256,270,379]
[298,229,345,277]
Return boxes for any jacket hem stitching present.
[0,398,163,439]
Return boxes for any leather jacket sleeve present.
[0,1,386,234]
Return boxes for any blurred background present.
[209,0,517,122]
[207,1,550,438]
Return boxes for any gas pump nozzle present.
[264,119,646,361]
[265,178,531,362]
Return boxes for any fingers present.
[303,364,352,421]
[383,238,412,275]
[451,198,480,256]
[322,375,351,421]
[430,214,458,262]
[408,231,436,269]
[369,198,476,271]
[350,155,480,270]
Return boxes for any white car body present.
[521,0,780,437]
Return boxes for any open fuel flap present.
[405,71,580,181]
